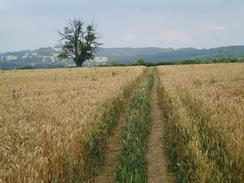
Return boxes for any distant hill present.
[97,46,244,64]
[1,46,244,69]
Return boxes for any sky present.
[0,0,244,52]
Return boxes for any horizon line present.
[1,44,244,53]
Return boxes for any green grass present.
[115,68,154,183]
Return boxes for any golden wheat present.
[0,66,144,182]
[159,63,244,151]
[158,63,244,182]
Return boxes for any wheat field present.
[158,63,244,182]
[0,67,144,182]
[1,63,243,182]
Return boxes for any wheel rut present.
[146,73,176,183]
[93,90,132,183]
[93,71,176,183]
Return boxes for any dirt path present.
[93,94,131,183]
[146,73,176,183]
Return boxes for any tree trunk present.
[75,58,84,67]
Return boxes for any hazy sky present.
[0,0,244,52]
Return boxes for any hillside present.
[1,46,244,69]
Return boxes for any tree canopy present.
[58,18,102,67]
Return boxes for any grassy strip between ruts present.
[158,86,244,183]
[115,68,154,183]
[47,72,143,183]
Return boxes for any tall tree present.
[58,18,102,67]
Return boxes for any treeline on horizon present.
[100,58,244,67]
[1,58,243,70]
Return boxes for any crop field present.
[0,67,144,182]
[158,63,244,182]
[0,63,243,183]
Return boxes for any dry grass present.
[158,63,244,182]
[0,67,144,182]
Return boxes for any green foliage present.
[181,60,202,64]
[134,58,145,65]
[57,52,68,60]
[115,69,154,183]
[58,18,102,67]
[19,65,36,70]
[111,60,120,66]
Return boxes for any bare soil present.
[146,74,176,183]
